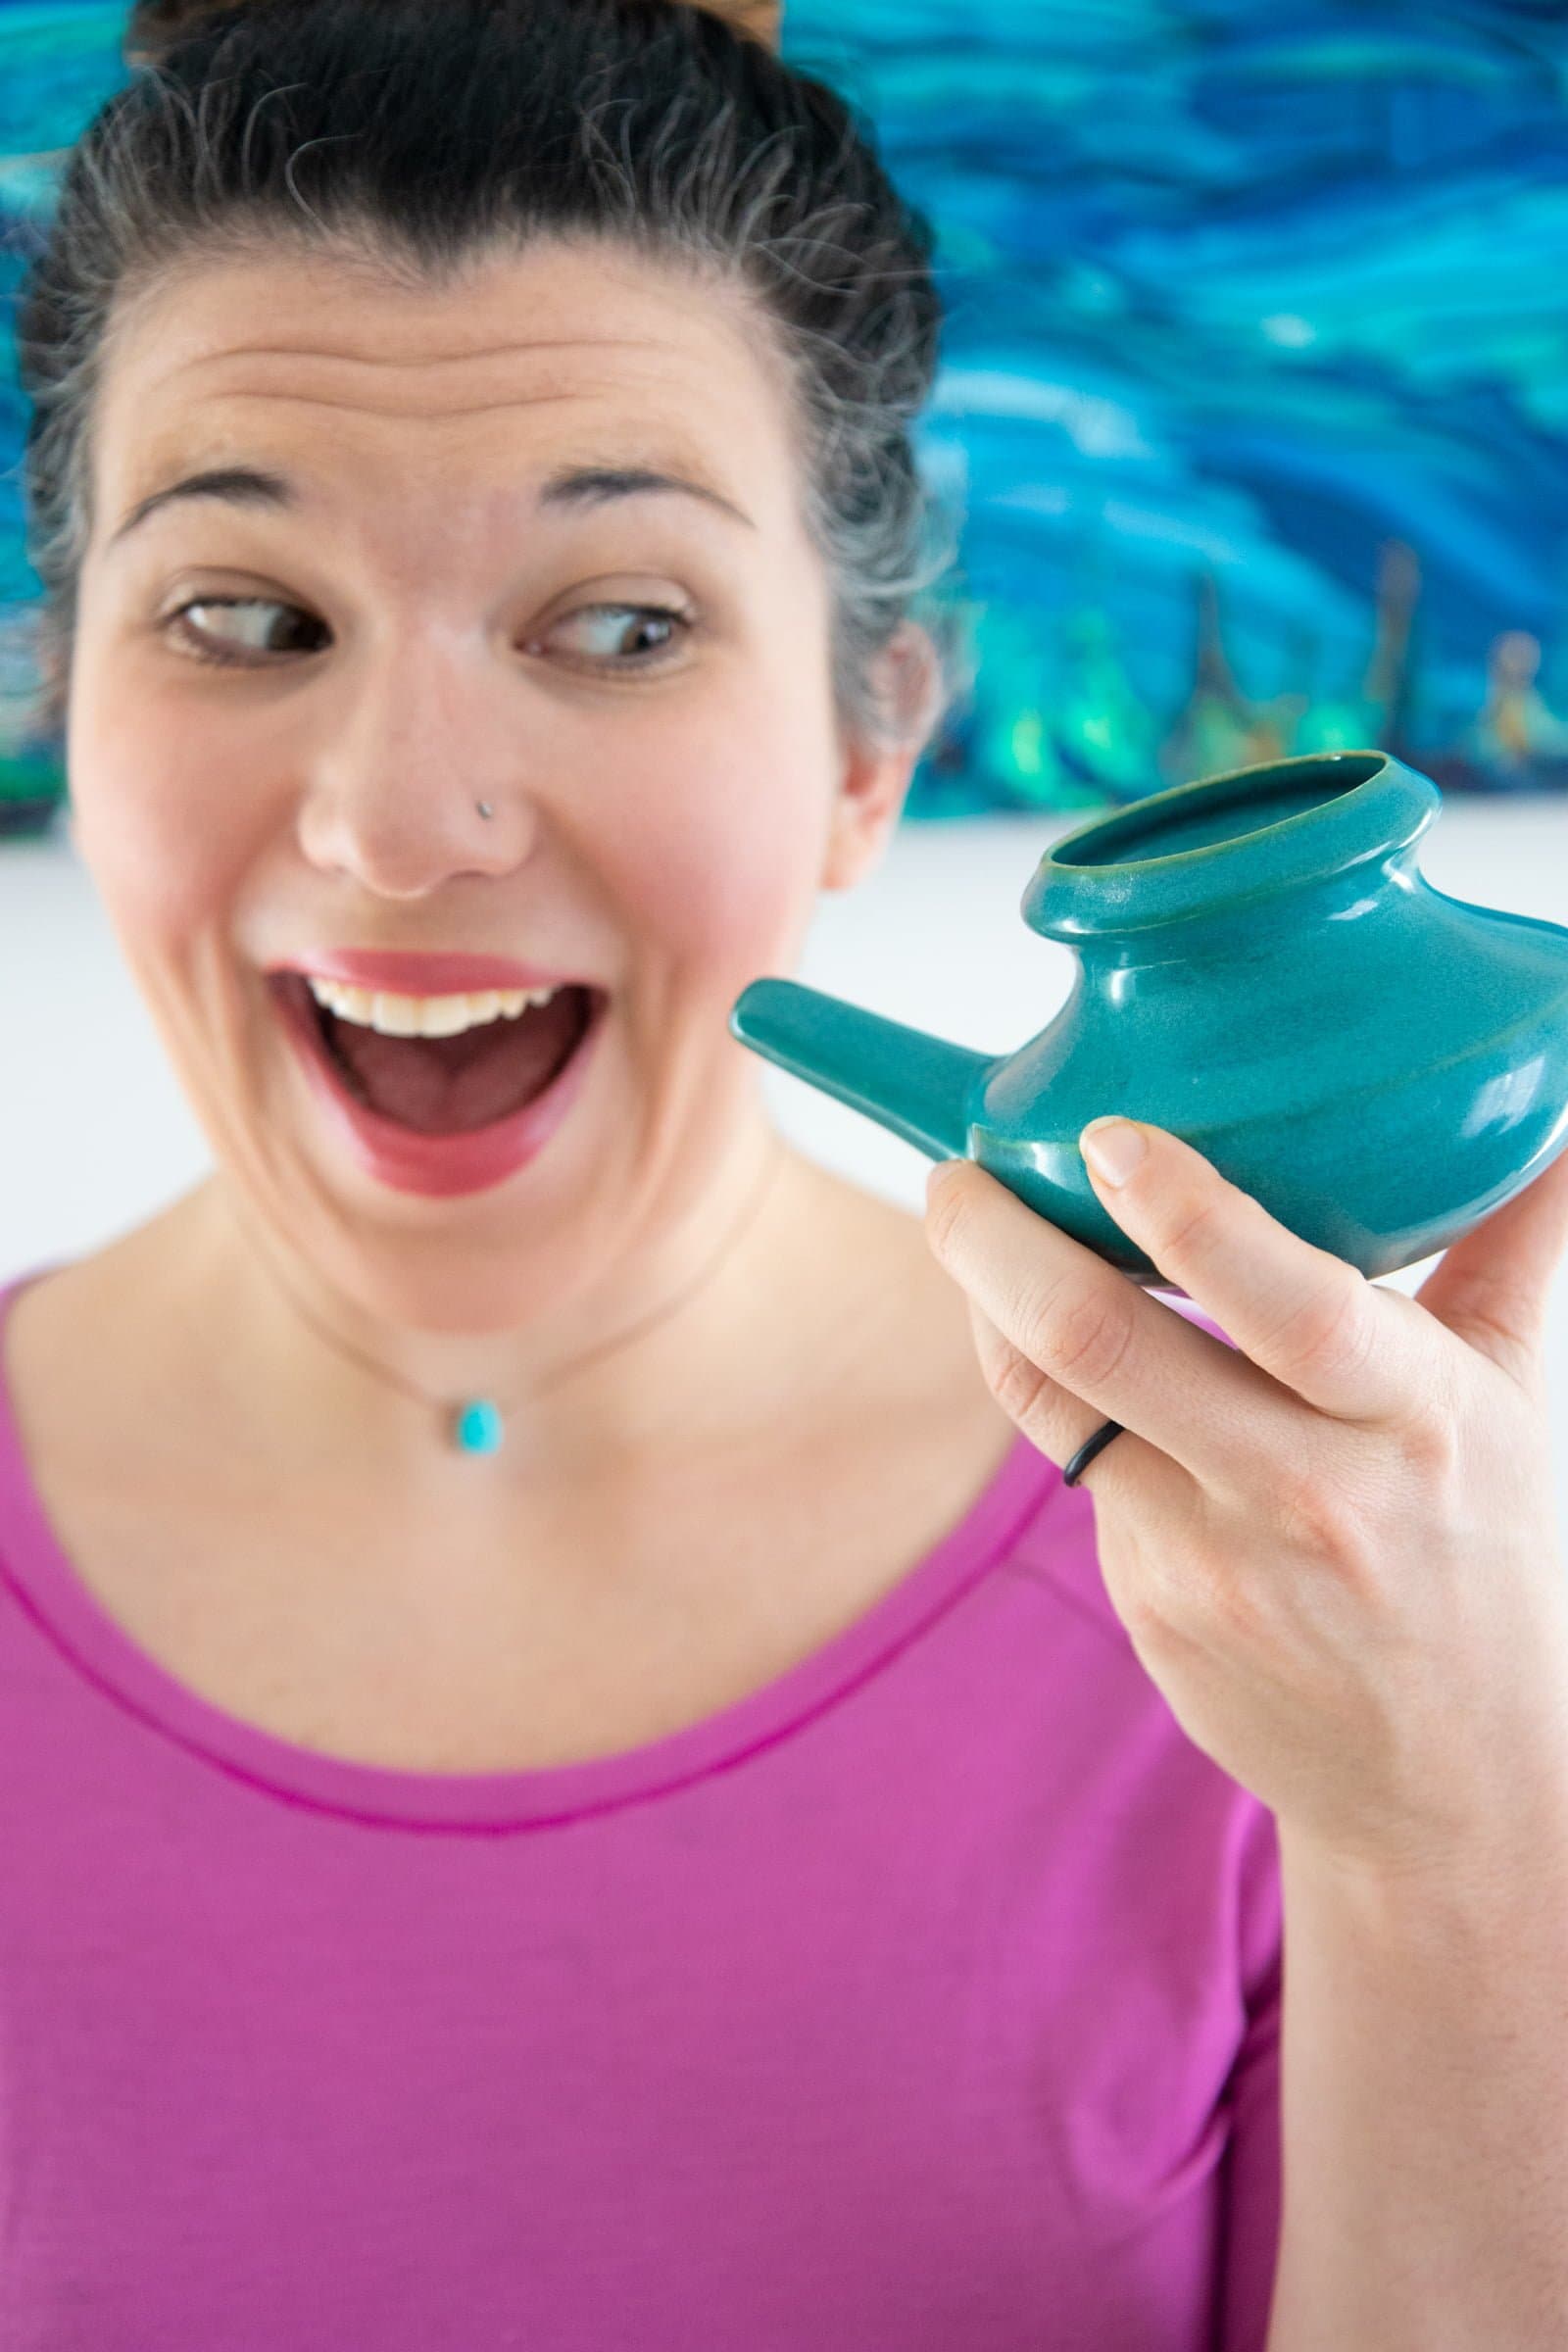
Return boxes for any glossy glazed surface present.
[730,751,1568,1283]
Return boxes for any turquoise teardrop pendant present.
[453,1398,504,1455]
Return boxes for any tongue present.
[330,990,587,1135]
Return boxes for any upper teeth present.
[306,978,564,1037]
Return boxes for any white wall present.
[4,797,1568,1544]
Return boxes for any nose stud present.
[476,799,494,819]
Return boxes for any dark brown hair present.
[14,0,972,752]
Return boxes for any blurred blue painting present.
[3,0,1568,833]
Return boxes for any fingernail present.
[926,1159,964,1207]
[1080,1118,1147,1186]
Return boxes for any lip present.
[268,950,595,997]
[270,971,607,1200]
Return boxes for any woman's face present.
[66,237,925,1335]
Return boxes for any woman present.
[4,2,1567,2344]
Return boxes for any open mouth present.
[272,971,603,1137]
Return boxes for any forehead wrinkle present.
[176,388,639,422]
[173,332,693,370]
[124,346,732,431]
[109,359,742,474]
[126,325,742,416]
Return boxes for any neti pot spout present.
[727,979,1002,1165]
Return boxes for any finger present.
[926,1156,1300,1494]
[1415,1137,1568,1388]
[1075,1116,1434,1427]
[959,1294,1155,1494]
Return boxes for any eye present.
[166,596,326,664]
[547,603,693,668]
[163,595,695,673]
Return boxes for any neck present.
[155,1128,869,1501]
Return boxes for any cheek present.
[68,687,263,970]
[608,683,835,983]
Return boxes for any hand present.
[923,1118,1568,1878]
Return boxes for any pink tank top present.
[0,1265,1281,2349]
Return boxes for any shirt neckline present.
[0,1263,1060,1835]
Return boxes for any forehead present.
[93,238,800,518]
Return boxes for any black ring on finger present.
[1062,1417,1127,1488]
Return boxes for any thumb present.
[1414,1141,1568,1385]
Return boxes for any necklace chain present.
[235,1139,790,1430]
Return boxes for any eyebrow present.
[106,459,757,549]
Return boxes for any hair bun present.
[125,0,782,70]
[687,0,781,49]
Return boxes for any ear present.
[819,622,945,894]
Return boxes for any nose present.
[293,625,538,898]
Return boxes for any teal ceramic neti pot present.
[728,751,1568,1288]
